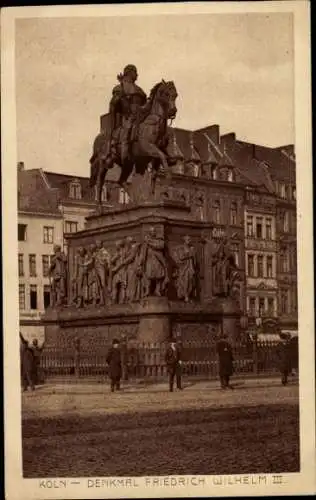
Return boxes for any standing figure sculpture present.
[137,227,169,298]
[211,235,241,298]
[89,64,178,205]
[175,235,198,302]
[109,240,127,304]
[95,240,111,305]
[86,244,98,305]
[118,236,142,302]
[48,244,67,306]
[73,247,88,308]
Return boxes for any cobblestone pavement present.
[22,379,299,477]
[22,377,298,418]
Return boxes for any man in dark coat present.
[30,338,45,385]
[165,339,183,392]
[216,334,234,389]
[277,335,292,385]
[106,339,122,392]
[20,332,35,391]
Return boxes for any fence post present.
[74,337,80,379]
[121,335,128,381]
[253,333,258,375]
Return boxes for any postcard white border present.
[2,2,315,499]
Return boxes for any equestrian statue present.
[89,64,178,206]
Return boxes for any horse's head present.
[152,80,178,120]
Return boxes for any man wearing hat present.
[216,334,234,389]
[165,338,183,392]
[106,338,122,392]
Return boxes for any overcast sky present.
[16,13,294,177]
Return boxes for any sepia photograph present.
[2,2,315,499]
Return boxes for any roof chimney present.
[17,161,25,171]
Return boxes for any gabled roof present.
[18,168,60,215]
[237,141,296,184]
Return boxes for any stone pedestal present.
[42,200,242,348]
[212,296,242,345]
[137,297,171,342]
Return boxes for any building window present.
[18,224,27,241]
[65,221,78,234]
[19,284,25,310]
[280,250,289,273]
[42,255,50,277]
[283,212,289,233]
[267,298,274,317]
[249,297,256,316]
[247,254,255,277]
[43,285,51,309]
[280,291,288,314]
[29,254,36,277]
[69,180,82,199]
[246,216,253,237]
[30,285,37,310]
[230,202,237,225]
[258,298,265,317]
[213,201,221,224]
[231,243,239,267]
[266,256,273,277]
[292,187,296,200]
[18,254,24,277]
[43,226,54,244]
[257,255,264,277]
[119,188,130,204]
[227,169,233,182]
[101,185,108,202]
[255,217,263,238]
[212,166,218,180]
[280,184,286,199]
[292,289,297,313]
[265,218,272,240]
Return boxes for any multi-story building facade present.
[18,122,297,341]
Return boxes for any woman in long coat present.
[106,339,122,392]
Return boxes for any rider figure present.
[109,64,147,162]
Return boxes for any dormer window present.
[193,164,200,177]
[119,188,129,204]
[95,185,108,202]
[228,169,234,182]
[212,166,218,180]
[280,183,286,199]
[69,179,82,200]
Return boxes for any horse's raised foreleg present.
[139,141,171,181]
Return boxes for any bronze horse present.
[89,80,178,205]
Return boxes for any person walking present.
[20,332,35,392]
[165,339,183,392]
[216,334,234,390]
[277,334,292,386]
[106,339,122,392]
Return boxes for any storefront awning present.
[249,332,281,342]
[281,330,298,338]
